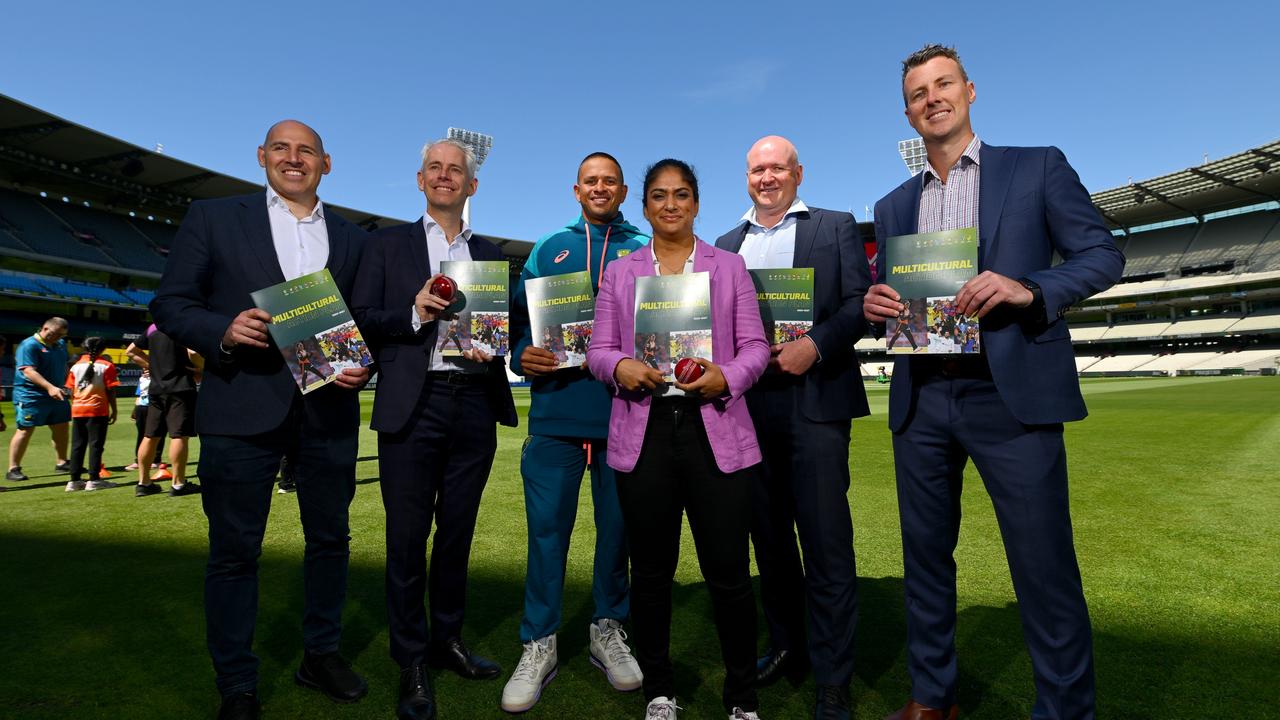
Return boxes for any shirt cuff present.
[410,306,423,334]
[801,334,822,364]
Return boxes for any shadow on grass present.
[0,528,1270,720]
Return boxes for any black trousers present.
[70,416,109,482]
[379,377,497,669]
[746,379,858,686]
[615,398,757,713]
[198,398,358,697]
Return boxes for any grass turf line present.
[0,377,1276,719]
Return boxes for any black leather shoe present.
[295,651,368,703]
[428,637,500,680]
[756,648,809,686]
[217,692,259,720]
[815,684,850,720]
[398,663,437,720]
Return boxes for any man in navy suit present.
[864,46,1124,720]
[716,136,872,720]
[151,120,370,720]
[351,138,517,720]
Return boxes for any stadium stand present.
[1,91,1276,380]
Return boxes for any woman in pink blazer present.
[587,159,769,720]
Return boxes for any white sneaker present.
[500,635,557,713]
[645,696,680,719]
[85,479,118,491]
[729,709,761,720]
[590,618,643,691]
[65,480,86,492]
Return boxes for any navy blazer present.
[350,218,518,435]
[150,191,366,437]
[873,144,1125,430]
[716,206,872,422]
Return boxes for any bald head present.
[745,135,803,225]
[747,135,799,168]
[264,119,324,154]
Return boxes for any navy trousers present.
[746,379,858,687]
[379,378,497,668]
[518,435,629,642]
[199,400,358,697]
[893,374,1095,720]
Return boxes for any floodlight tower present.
[448,127,494,226]
[898,137,926,176]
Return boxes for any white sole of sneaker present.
[500,666,558,713]
[589,654,642,692]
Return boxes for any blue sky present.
[3,1,1276,241]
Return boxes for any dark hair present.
[642,159,699,202]
[901,43,968,85]
[579,152,624,183]
[79,336,106,388]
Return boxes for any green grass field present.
[2,377,1277,720]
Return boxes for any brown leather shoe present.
[883,699,958,720]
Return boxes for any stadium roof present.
[0,92,532,256]
[1090,140,1280,230]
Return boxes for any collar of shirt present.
[741,197,809,230]
[266,184,325,222]
[921,136,983,188]
[423,214,473,247]
[652,252,697,275]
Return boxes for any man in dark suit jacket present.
[151,120,369,720]
[865,46,1124,720]
[716,136,872,720]
[351,137,517,720]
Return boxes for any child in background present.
[65,337,119,492]
[125,370,163,471]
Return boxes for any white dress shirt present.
[738,197,808,270]
[410,215,484,373]
[266,186,328,280]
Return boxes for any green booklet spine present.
[748,268,815,345]
[439,260,511,357]
[633,271,712,384]
[249,269,372,394]
[884,228,981,355]
[525,270,595,369]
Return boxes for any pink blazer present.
[586,239,769,474]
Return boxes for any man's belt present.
[425,370,488,386]
[912,354,992,381]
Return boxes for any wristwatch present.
[1017,277,1047,328]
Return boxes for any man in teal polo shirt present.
[500,152,648,713]
[7,317,73,481]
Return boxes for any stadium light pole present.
[898,137,926,176]
[447,127,493,227]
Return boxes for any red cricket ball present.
[674,357,704,384]
[430,275,457,302]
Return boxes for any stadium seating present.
[0,188,123,267]
[1103,320,1172,340]
[1177,211,1277,272]
[1139,351,1221,373]
[1227,310,1280,333]
[1086,354,1159,372]
[1069,323,1109,342]
[1162,316,1240,336]
[1186,348,1280,370]
[1116,224,1196,279]
[42,199,166,273]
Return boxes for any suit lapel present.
[725,223,749,254]
[978,144,1015,268]
[898,180,921,237]
[792,210,818,269]
[241,193,286,287]
[409,218,431,281]
[325,210,349,280]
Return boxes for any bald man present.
[716,136,873,720]
[152,119,370,720]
